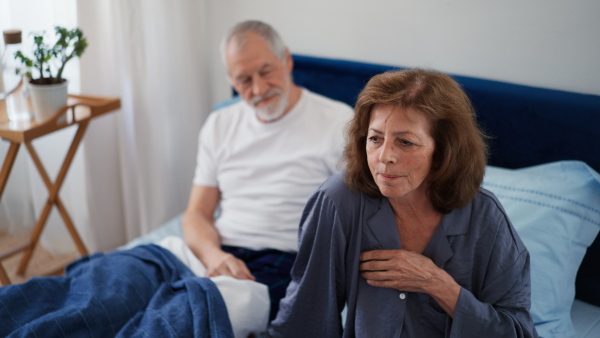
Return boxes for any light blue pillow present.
[483,161,600,338]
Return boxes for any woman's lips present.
[379,173,399,180]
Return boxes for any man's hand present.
[183,185,255,281]
[359,249,460,317]
[206,252,256,281]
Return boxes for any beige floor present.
[0,233,79,286]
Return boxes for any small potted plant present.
[14,26,88,123]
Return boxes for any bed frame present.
[290,54,600,307]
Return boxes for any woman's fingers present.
[359,249,405,272]
[359,249,440,292]
[360,249,396,262]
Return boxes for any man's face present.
[225,32,293,122]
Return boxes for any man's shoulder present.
[205,99,248,125]
[302,89,354,115]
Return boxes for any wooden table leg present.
[17,121,90,275]
[0,142,20,199]
[0,142,21,285]
[0,265,10,286]
[0,241,30,286]
[47,121,90,256]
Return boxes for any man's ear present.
[284,48,293,73]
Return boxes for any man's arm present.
[182,185,255,280]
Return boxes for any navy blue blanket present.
[0,245,234,337]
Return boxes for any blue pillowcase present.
[483,161,600,338]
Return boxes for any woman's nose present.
[379,140,397,164]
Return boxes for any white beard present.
[251,88,289,122]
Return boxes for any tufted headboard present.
[290,54,600,307]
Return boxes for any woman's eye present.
[400,139,414,146]
[368,136,381,143]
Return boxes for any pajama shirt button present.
[399,293,406,299]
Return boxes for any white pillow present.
[156,236,270,338]
[483,161,600,338]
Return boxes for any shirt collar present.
[364,194,471,267]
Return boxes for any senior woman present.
[268,69,538,337]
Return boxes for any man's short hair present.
[343,68,489,214]
[220,20,287,64]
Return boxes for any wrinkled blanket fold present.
[0,244,234,337]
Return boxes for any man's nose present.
[252,75,269,96]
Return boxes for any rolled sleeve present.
[450,250,537,338]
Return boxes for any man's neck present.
[283,84,302,116]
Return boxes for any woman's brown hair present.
[343,68,488,213]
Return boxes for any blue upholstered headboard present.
[290,54,600,306]
[292,54,600,172]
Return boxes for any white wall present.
[206,0,600,106]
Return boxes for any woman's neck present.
[390,196,442,253]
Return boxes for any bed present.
[101,55,600,337]
[0,55,564,338]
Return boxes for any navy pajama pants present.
[221,245,296,321]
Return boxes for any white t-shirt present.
[193,88,353,252]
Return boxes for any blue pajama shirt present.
[269,173,538,337]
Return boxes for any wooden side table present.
[0,81,120,285]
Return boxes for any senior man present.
[182,20,353,320]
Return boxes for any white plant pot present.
[28,80,69,123]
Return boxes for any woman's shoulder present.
[318,172,360,200]
[473,187,502,206]
[467,188,528,253]
[308,172,365,214]
[301,172,369,240]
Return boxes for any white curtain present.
[77,0,212,252]
[1,0,212,254]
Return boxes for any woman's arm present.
[268,190,347,338]
[450,249,537,338]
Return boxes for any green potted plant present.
[14,26,88,123]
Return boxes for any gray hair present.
[220,20,287,65]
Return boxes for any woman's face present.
[366,104,436,202]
